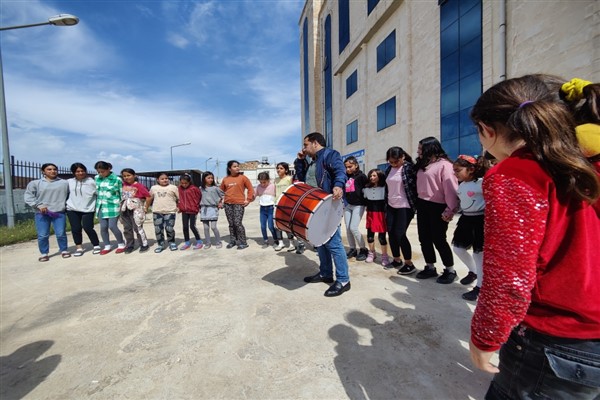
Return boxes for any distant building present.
[299,0,599,169]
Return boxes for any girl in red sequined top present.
[469,75,600,399]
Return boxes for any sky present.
[0,0,305,179]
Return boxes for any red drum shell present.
[275,183,343,247]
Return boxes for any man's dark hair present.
[304,132,326,147]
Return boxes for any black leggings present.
[181,213,201,241]
[386,207,414,259]
[416,199,454,266]
[366,229,387,246]
[66,210,99,246]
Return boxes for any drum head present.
[305,197,344,247]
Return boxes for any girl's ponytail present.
[472,75,599,204]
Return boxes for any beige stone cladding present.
[300,0,600,170]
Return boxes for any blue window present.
[377,97,396,131]
[439,0,482,158]
[346,70,358,98]
[339,0,350,53]
[376,30,396,72]
[302,18,310,135]
[368,0,380,15]
[346,120,358,145]
[324,16,333,147]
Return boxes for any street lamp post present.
[1,14,79,228]
[205,157,213,172]
[170,142,191,170]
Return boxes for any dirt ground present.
[0,202,496,399]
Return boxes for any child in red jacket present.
[178,174,203,250]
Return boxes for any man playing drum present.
[294,132,351,297]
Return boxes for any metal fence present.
[0,157,192,190]
[0,157,97,189]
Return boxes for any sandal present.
[38,255,50,262]
[61,251,71,258]
[73,249,84,257]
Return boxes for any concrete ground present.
[1,202,496,399]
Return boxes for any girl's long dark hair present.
[386,146,413,164]
[471,74,599,203]
[415,137,449,171]
[201,172,214,189]
[365,169,386,188]
[226,160,239,176]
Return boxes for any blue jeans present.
[316,226,349,283]
[35,212,68,254]
[259,205,277,242]
[486,326,600,399]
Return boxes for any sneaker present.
[226,242,236,249]
[215,243,222,249]
[460,271,478,285]
[462,286,480,301]
[356,248,369,261]
[139,245,150,253]
[169,243,178,251]
[124,246,135,254]
[416,267,438,279]
[365,251,375,263]
[380,254,391,267]
[287,246,297,252]
[92,246,102,255]
[180,242,191,250]
[115,247,126,254]
[346,248,357,258]
[154,246,164,253]
[100,248,112,256]
[398,264,417,275]
[204,243,212,249]
[193,242,204,250]
[237,243,249,250]
[274,242,284,251]
[296,243,305,254]
[436,269,458,284]
[384,259,402,270]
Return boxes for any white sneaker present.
[274,243,284,251]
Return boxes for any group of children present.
[341,141,491,302]
[25,161,226,259]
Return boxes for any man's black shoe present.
[124,246,135,254]
[324,281,351,297]
[303,273,334,284]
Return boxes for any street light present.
[1,14,79,228]
[170,142,191,170]
[205,157,213,172]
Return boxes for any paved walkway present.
[1,202,495,399]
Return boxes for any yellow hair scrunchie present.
[575,123,600,158]
[561,78,592,102]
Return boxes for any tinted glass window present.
[346,70,358,98]
[339,0,350,53]
[440,0,482,158]
[368,0,380,15]
[377,97,396,131]
[376,30,396,72]
[346,120,358,144]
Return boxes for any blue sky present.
[1,0,304,178]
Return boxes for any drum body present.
[275,182,344,247]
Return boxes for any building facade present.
[299,0,599,170]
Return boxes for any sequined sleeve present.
[471,173,549,351]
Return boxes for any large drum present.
[275,182,344,247]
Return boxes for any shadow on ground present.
[0,340,62,400]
